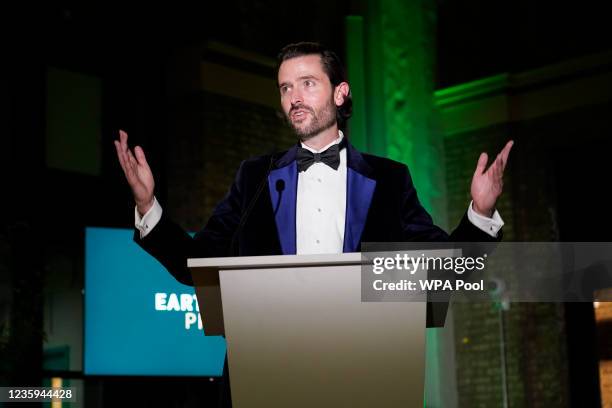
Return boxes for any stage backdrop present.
[84,227,226,376]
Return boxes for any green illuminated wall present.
[346,1,454,407]
[346,0,447,229]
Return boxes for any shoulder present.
[360,152,407,170]
[356,150,412,178]
[348,146,416,188]
[232,149,292,186]
[240,149,291,171]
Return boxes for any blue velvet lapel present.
[267,142,376,254]
[343,144,376,252]
[268,145,298,255]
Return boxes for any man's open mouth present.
[291,109,310,120]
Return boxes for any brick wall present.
[165,91,295,231]
[445,101,612,407]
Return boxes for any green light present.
[346,2,453,407]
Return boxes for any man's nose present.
[290,89,303,105]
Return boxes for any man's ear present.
[334,82,350,106]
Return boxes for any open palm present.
[470,140,514,217]
[114,130,155,215]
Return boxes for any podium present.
[188,253,426,408]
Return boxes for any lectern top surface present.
[188,252,363,269]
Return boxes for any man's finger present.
[114,140,130,174]
[134,146,151,171]
[474,152,488,175]
[114,140,140,184]
[114,140,124,164]
[126,148,138,168]
[493,158,502,180]
[500,140,514,170]
[119,141,134,173]
[119,129,129,151]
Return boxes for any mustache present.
[289,104,314,115]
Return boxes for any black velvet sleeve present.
[133,161,246,286]
[398,163,501,243]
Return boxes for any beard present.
[286,98,337,141]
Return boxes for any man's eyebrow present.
[278,75,321,88]
[297,75,319,81]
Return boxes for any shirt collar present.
[300,130,344,154]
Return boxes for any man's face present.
[278,54,337,140]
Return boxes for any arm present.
[114,129,243,286]
[398,164,503,242]
[453,139,514,241]
[133,163,244,286]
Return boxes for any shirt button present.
[317,208,322,212]
[316,240,320,244]
[317,178,322,183]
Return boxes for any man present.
[114,41,512,407]
[114,42,512,285]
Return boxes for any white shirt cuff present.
[135,197,163,239]
[467,200,504,238]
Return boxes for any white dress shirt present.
[296,133,347,254]
[136,131,504,251]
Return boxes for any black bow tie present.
[297,143,341,172]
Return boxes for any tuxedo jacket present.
[135,142,500,286]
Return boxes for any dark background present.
[1,1,612,406]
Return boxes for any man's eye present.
[280,86,289,93]
[305,80,314,87]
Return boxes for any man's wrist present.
[136,198,155,217]
[472,203,494,218]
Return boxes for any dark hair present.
[277,42,352,129]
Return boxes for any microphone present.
[228,153,276,256]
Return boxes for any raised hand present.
[470,140,514,217]
[114,130,155,215]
